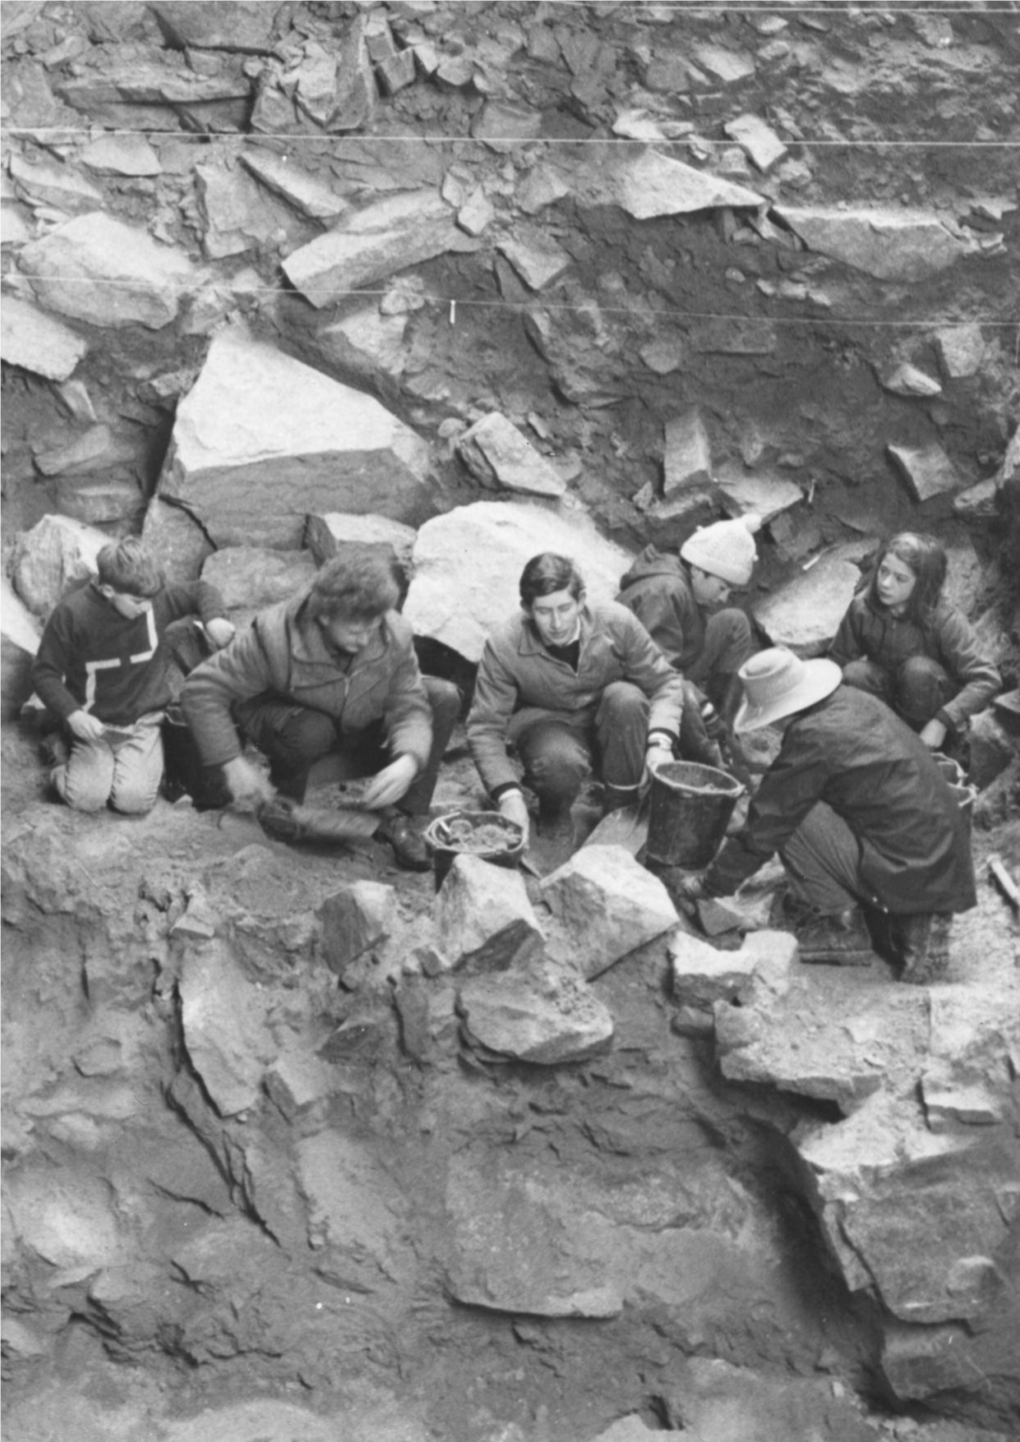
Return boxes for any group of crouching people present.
[32,517,1000,987]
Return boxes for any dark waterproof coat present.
[704,685,976,915]
[616,547,705,672]
[181,593,432,773]
[829,593,1000,733]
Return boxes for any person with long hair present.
[829,532,1000,752]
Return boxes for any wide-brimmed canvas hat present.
[733,648,842,732]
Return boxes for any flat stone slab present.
[458,962,614,1064]
[495,228,572,290]
[887,441,963,502]
[0,295,87,381]
[774,205,975,282]
[716,471,804,523]
[589,146,765,220]
[158,324,432,548]
[542,845,679,980]
[20,212,195,329]
[80,134,162,176]
[457,412,566,498]
[752,541,867,653]
[296,1131,409,1283]
[664,407,712,494]
[283,190,460,308]
[404,500,633,664]
[240,149,349,221]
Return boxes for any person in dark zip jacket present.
[829,532,1000,753]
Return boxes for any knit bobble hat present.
[680,513,762,587]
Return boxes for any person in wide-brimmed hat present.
[676,647,976,984]
[616,513,761,769]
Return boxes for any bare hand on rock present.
[497,790,531,845]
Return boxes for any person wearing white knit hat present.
[617,513,761,767]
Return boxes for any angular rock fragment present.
[669,928,757,1008]
[315,307,409,379]
[54,476,145,527]
[195,161,302,260]
[0,295,86,381]
[458,962,614,1064]
[9,152,103,214]
[457,412,566,498]
[405,501,632,664]
[716,472,803,524]
[305,512,416,573]
[887,442,963,502]
[319,881,395,979]
[140,497,214,584]
[723,113,788,171]
[240,149,348,222]
[179,939,272,1117]
[881,362,942,397]
[542,846,678,980]
[1,577,41,722]
[10,513,107,618]
[692,43,757,84]
[158,325,432,548]
[6,1163,121,1270]
[283,190,459,307]
[80,134,162,176]
[34,424,131,477]
[149,1,286,52]
[664,408,712,494]
[773,205,974,282]
[935,323,985,379]
[433,855,545,973]
[297,1132,407,1277]
[20,213,195,329]
[200,547,317,611]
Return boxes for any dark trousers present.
[842,656,954,732]
[514,681,648,815]
[236,677,460,809]
[679,608,754,763]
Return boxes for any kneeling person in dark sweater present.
[31,538,234,815]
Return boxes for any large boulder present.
[200,547,317,611]
[20,213,195,329]
[404,500,633,664]
[140,498,214,585]
[178,938,274,1117]
[433,854,545,973]
[157,325,433,548]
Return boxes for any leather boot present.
[894,912,953,985]
[770,891,873,965]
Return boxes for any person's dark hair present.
[519,553,585,608]
[867,532,947,626]
[306,550,401,622]
[96,539,162,597]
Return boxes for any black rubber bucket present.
[423,809,525,891]
[646,761,744,869]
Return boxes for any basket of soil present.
[423,809,526,890]
[646,761,744,869]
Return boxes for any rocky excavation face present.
[2,3,1019,1441]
